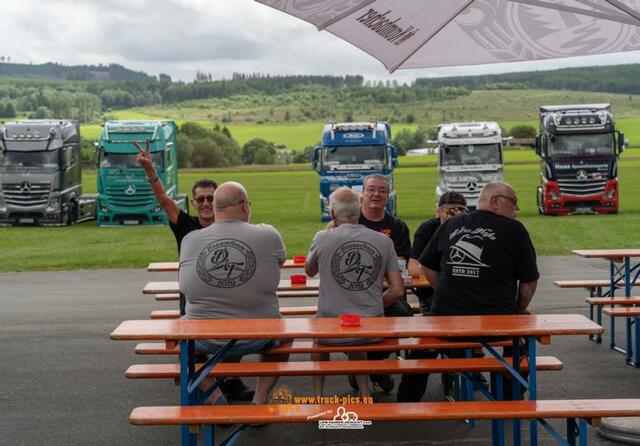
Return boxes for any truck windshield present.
[548,133,614,157]
[0,150,59,170]
[100,151,164,168]
[442,144,501,166]
[323,145,387,169]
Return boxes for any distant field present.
[82,111,640,151]
[2,159,640,271]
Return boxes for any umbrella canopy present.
[256,0,640,72]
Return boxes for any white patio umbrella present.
[256,0,640,72]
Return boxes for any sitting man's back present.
[305,187,404,399]
[179,181,287,404]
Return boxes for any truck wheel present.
[67,201,78,226]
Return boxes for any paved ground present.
[2,256,640,445]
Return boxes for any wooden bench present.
[125,356,562,380]
[583,297,640,343]
[603,307,640,317]
[149,303,422,319]
[134,336,514,356]
[554,279,640,297]
[129,399,640,446]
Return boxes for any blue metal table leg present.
[527,336,538,446]
[579,418,588,446]
[512,337,521,446]
[180,340,198,446]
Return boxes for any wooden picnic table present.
[572,249,640,366]
[111,314,602,446]
[142,276,430,295]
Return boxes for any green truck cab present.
[96,120,187,225]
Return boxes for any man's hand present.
[134,140,154,174]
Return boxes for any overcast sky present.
[2,0,640,83]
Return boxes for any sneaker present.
[220,378,255,402]
[371,374,395,394]
[347,375,359,391]
[472,372,489,391]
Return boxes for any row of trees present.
[391,124,537,154]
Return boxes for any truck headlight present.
[47,196,61,212]
[0,194,6,211]
[549,191,560,201]
[605,188,616,199]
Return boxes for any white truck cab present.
[435,122,505,209]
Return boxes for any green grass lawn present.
[2,159,640,272]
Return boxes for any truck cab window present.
[443,144,500,166]
[548,134,614,157]
[323,145,387,169]
[0,151,59,169]
[100,151,164,168]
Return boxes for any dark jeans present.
[367,296,413,362]
[397,340,527,402]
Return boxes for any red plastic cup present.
[292,255,307,264]
[339,313,361,327]
[290,274,307,285]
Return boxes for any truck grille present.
[105,183,155,207]
[2,182,51,206]
[444,180,489,200]
[557,173,608,196]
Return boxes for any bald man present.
[420,181,538,316]
[416,181,538,400]
[179,181,289,404]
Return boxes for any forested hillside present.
[415,64,640,95]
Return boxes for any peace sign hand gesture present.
[134,139,153,171]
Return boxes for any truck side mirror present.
[535,136,541,156]
[389,144,399,168]
[617,131,626,154]
[311,146,320,171]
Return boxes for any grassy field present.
[80,89,640,149]
[2,159,640,272]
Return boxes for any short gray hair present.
[329,187,360,223]
[362,174,389,193]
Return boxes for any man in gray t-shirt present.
[179,181,288,404]
[305,187,404,399]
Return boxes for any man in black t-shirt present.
[418,181,539,401]
[397,191,468,403]
[407,191,468,315]
[136,141,253,402]
[420,181,539,316]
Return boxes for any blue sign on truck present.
[312,121,398,221]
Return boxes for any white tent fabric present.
[256,0,640,72]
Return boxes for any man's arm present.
[407,258,422,277]
[305,261,318,278]
[383,270,404,308]
[424,267,439,289]
[134,140,180,224]
[516,280,537,314]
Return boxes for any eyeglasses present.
[444,205,468,216]
[496,194,518,205]
[194,195,214,204]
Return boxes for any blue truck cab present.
[312,121,398,221]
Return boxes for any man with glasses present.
[180,181,289,405]
[355,174,413,393]
[136,143,253,402]
[418,181,538,399]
